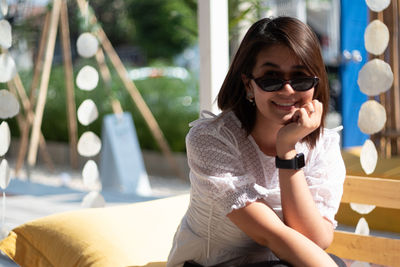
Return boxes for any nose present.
[279,81,296,94]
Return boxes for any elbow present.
[252,234,272,248]
[312,230,334,250]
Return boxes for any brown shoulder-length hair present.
[217,16,329,149]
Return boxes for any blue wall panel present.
[340,0,369,147]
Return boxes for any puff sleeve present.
[304,129,346,227]
[186,122,272,215]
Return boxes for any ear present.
[241,73,253,93]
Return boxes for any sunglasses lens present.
[257,79,283,92]
[252,76,318,92]
[291,77,316,91]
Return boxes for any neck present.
[250,115,282,156]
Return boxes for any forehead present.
[254,44,303,71]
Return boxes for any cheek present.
[301,89,314,102]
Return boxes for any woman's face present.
[245,44,315,127]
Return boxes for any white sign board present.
[100,112,151,196]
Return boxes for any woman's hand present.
[276,99,323,158]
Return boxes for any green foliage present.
[65,0,197,64]
[228,0,270,40]
[6,60,199,153]
[125,0,197,63]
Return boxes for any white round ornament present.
[357,59,393,96]
[0,225,8,240]
[76,65,99,91]
[77,131,102,157]
[0,121,10,157]
[350,202,376,215]
[0,159,10,190]
[360,139,378,175]
[76,32,99,58]
[0,53,17,83]
[1,0,8,17]
[82,160,99,188]
[366,0,391,12]
[358,100,386,135]
[77,99,98,126]
[350,261,371,267]
[364,20,389,56]
[0,20,12,49]
[355,217,370,236]
[81,191,105,208]
[0,89,19,119]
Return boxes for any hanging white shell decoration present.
[76,65,99,91]
[364,20,389,56]
[355,217,370,236]
[350,202,376,215]
[81,191,105,208]
[0,159,10,190]
[0,53,17,83]
[0,89,19,119]
[76,32,99,58]
[77,99,98,126]
[360,139,378,175]
[1,0,8,17]
[77,131,102,157]
[82,160,99,188]
[0,20,12,49]
[358,100,387,135]
[357,59,393,96]
[365,0,391,12]
[0,121,10,157]
[0,225,8,240]
[350,261,371,267]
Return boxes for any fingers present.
[302,100,322,116]
[297,100,323,128]
[306,102,315,115]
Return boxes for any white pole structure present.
[198,0,229,114]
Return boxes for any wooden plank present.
[394,0,400,154]
[95,48,112,87]
[341,176,400,209]
[59,0,78,169]
[9,75,55,173]
[327,231,400,266]
[27,0,62,167]
[14,11,51,175]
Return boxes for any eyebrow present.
[261,62,307,70]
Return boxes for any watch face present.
[296,153,305,169]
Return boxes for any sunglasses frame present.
[248,75,319,92]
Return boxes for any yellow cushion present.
[0,194,189,267]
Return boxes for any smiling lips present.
[272,100,297,111]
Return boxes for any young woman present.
[167,17,346,267]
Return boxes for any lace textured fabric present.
[167,111,346,267]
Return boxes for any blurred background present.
[0,0,372,156]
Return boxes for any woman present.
[167,17,346,267]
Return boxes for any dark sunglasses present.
[248,75,319,92]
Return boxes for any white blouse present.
[167,111,346,267]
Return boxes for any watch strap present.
[275,153,305,170]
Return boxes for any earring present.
[247,92,255,104]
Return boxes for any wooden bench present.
[326,175,400,266]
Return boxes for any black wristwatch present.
[275,153,305,170]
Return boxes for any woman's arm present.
[276,100,334,248]
[227,200,337,267]
[278,168,334,248]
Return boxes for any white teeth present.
[275,102,294,106]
